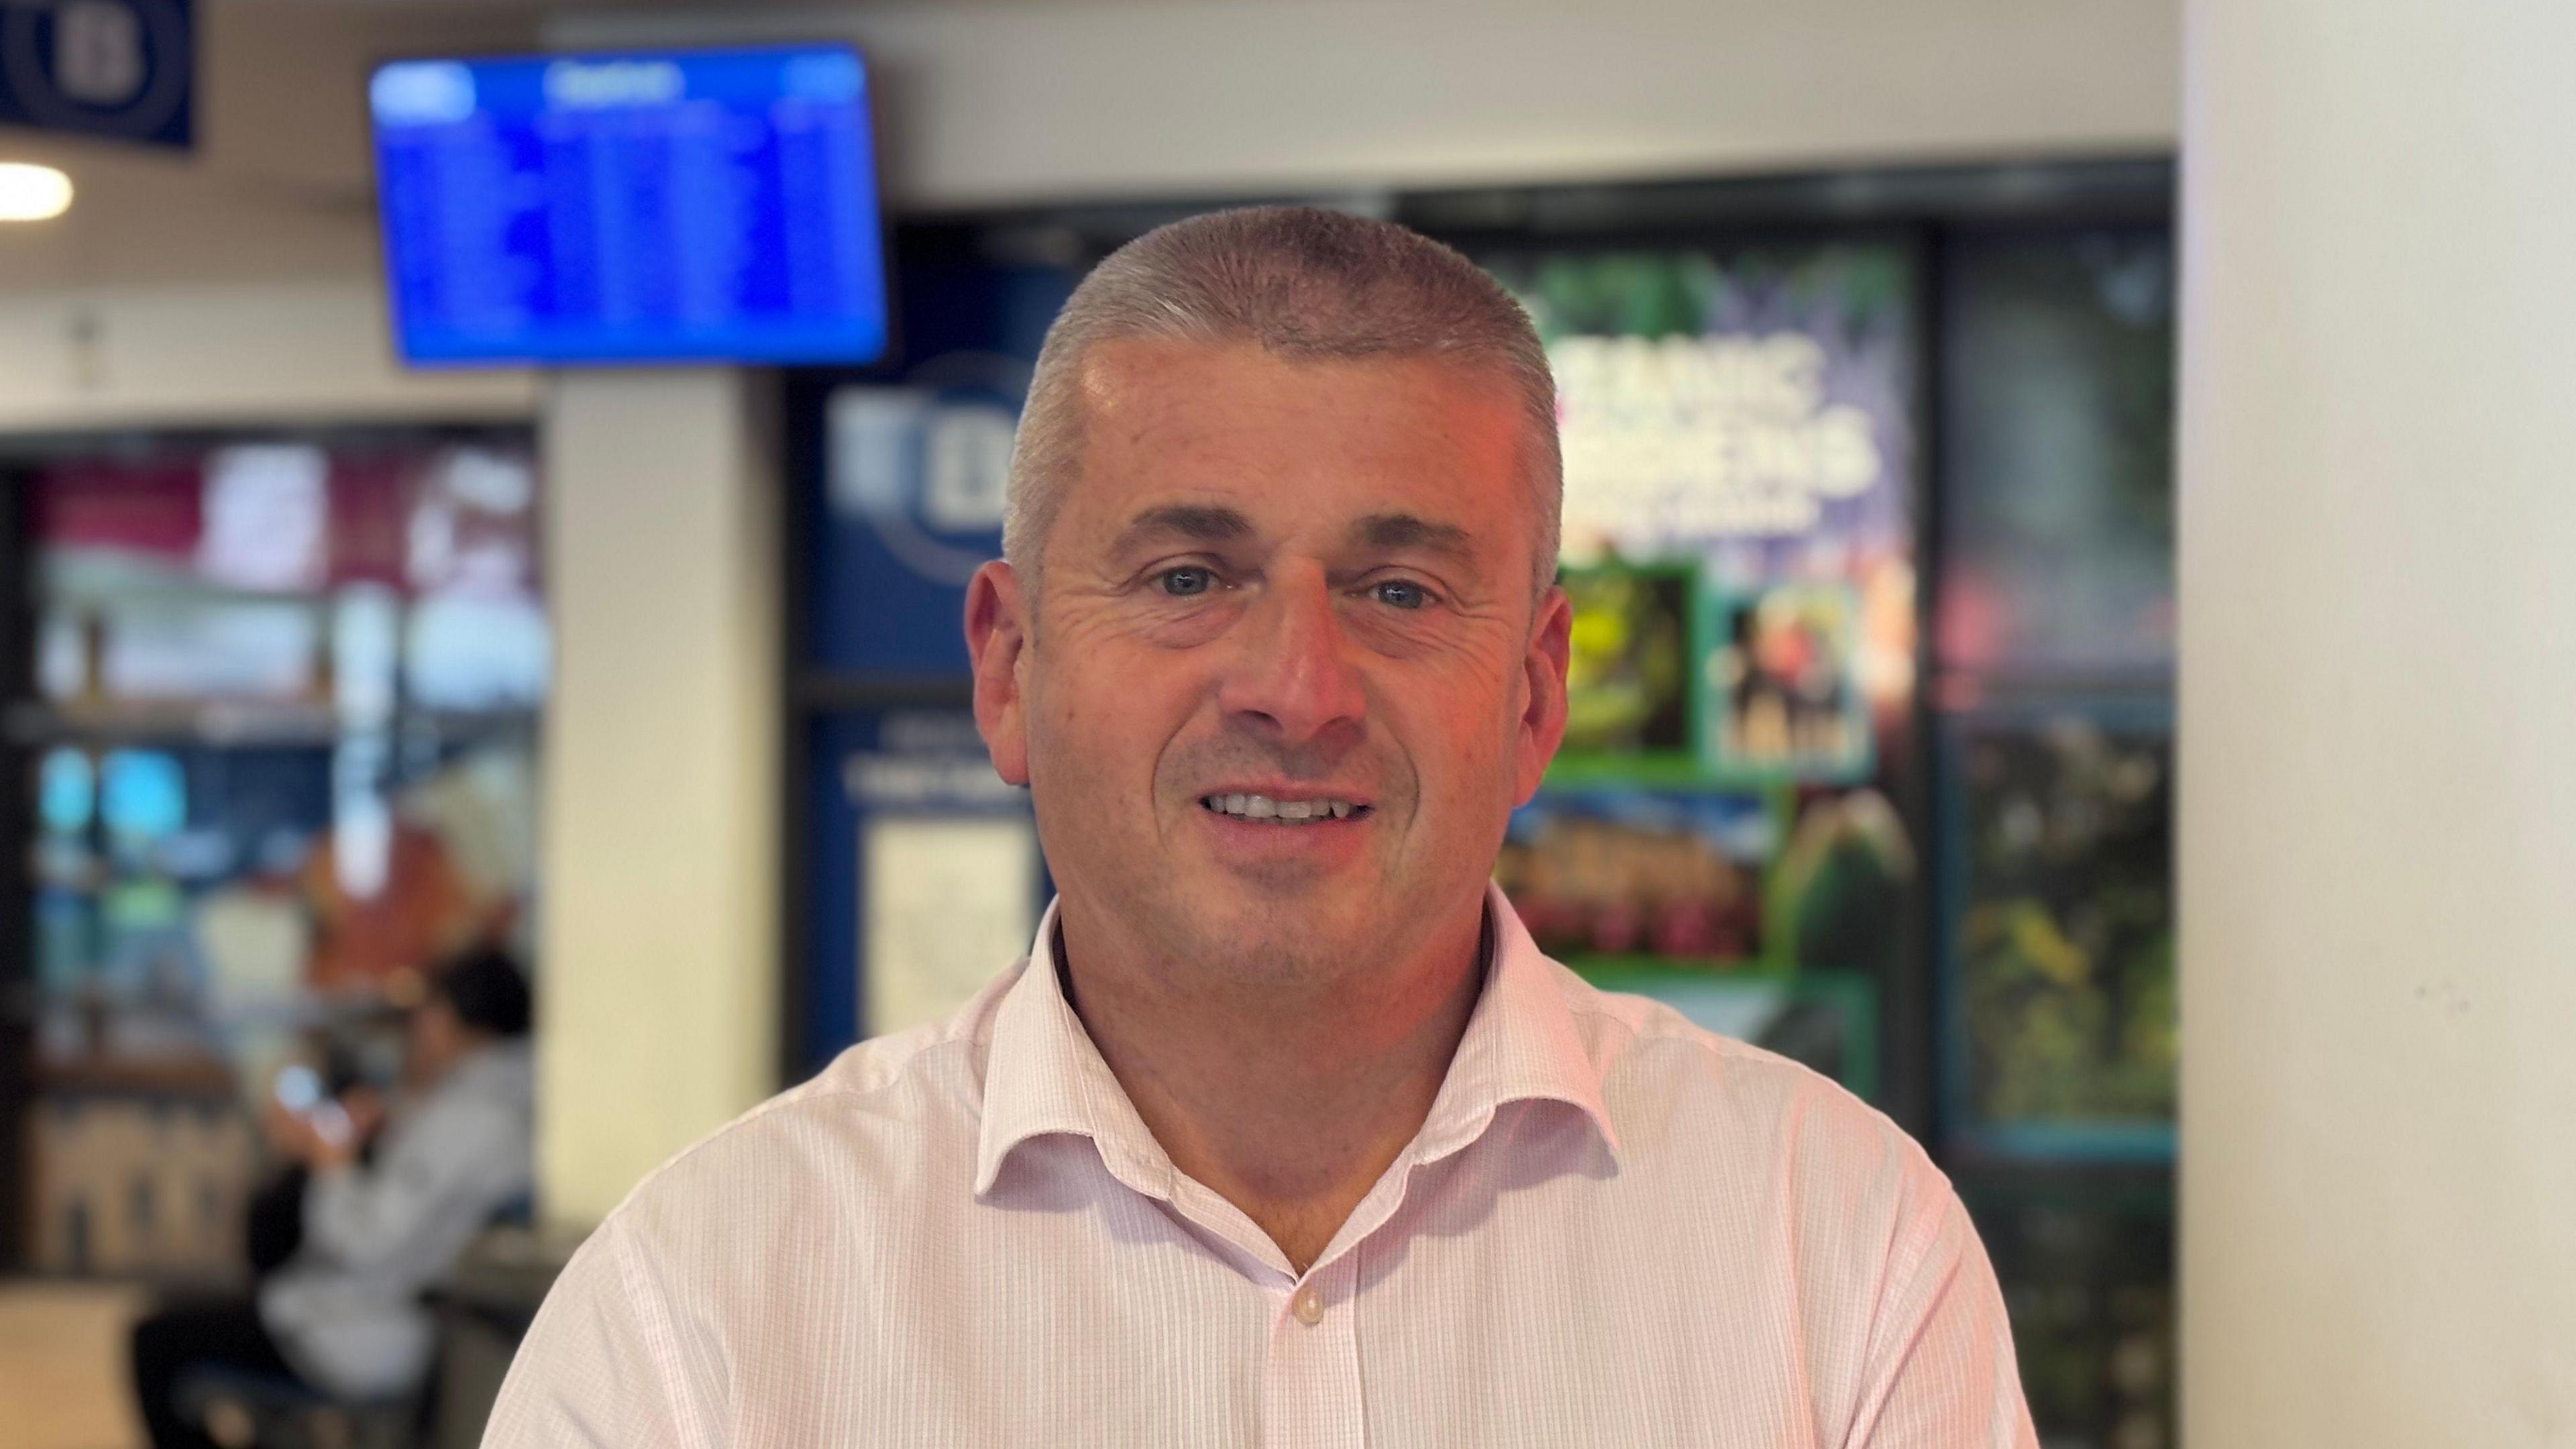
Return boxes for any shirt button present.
[1291,1285,1324,1326]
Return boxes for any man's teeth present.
[1200,794,1360,824]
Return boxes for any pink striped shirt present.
[484,885,2035,1447]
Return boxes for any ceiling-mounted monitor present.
[369,46,888,367]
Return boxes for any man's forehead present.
[1050,335,1538,580]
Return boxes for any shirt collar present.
[973,881,1619,1200]
[971,896,1176,1200]
[1410,881,1622,1166]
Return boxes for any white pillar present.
[2179,1,2576,1442]
[535,370,781,1224]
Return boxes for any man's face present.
[967,338,1570,985]
[406,998,466,1087]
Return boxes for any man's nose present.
[1216,566,1367,746]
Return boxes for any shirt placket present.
[1258,1248,1365,1449]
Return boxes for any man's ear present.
[1513,584,1572,805]
[964,561,1032,786]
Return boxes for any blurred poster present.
[1943,705,2176,1157]
[31,455,201,559]
[197,445,329,592]
[99,601,317,699]
[1546,325,1891,560]
[862,816,1037,1036]
[1703,582,1871,782]
[804,253,1081,676]
[1482,244,1920,1017]
[1490,246,1913,566]
[826,385,1016,587]
[1939,229,2176,683]
[1558,563,1696,777]
[1498,788,1774,965]
[1775,786,1919,977]
[1487,244,1917,776]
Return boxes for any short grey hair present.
[1001,206,1562,600]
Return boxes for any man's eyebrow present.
[1348,513,1475,558]
[1111,504,1254,552]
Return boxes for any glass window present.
[1935,223,2178,1449]
[8,427,544,1277]
[1939,229,2176,689]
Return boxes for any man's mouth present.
[1197,793,1371,826]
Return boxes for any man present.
[485,209,2035,1446]
[131,948,535,1448]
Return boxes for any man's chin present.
[1152,879,1363,948]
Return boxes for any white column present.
[2179,1,2576,1442]
[536,370,781,1224]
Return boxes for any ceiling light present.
[0,162,74,222]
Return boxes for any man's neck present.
[1055,901,1490,1276]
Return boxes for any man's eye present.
[1157,567,1217,597]
[1371,580,1433,610]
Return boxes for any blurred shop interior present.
[0,2,2200,1446]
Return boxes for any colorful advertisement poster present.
[1487,245,1917,784]
[1475,244,1921,1100]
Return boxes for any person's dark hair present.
[431,946,533,1039]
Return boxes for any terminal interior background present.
[0,1,2569,1448]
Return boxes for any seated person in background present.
[129,948,536,1449]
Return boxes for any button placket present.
[1260,1254,1366,1447]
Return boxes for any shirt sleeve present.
[1843,1185,2041,1449]
[480,1219,700,1449]
[301,1100,506,1273]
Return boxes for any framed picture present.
[1938,701,2176,1160]
[1546,560,1705,787]
[1498,786,1784,968]
[1701,581,1874,784]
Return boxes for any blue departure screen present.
[370,47,888,366]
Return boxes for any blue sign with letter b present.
[0,0,192,149]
